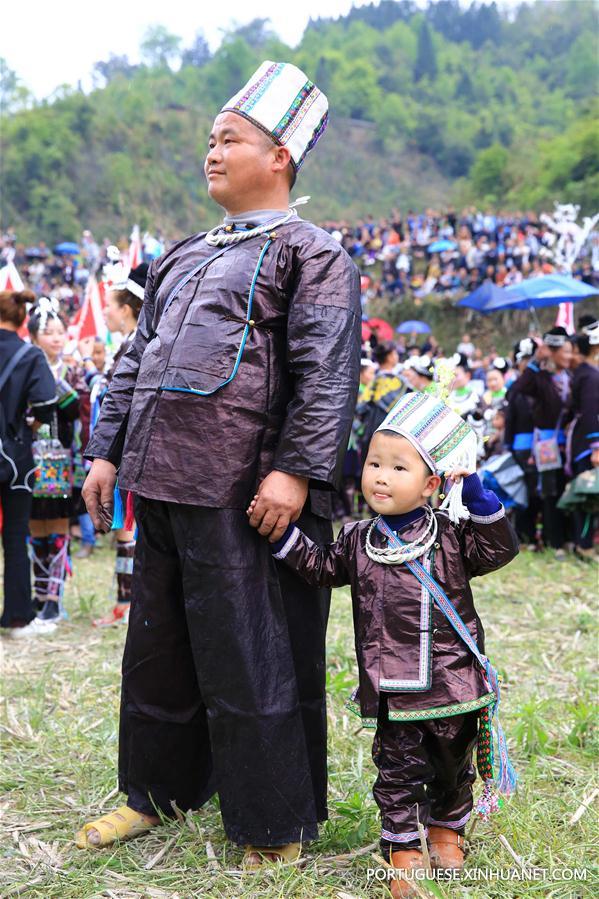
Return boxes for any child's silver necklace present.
[365,505,438,565]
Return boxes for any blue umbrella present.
[457,280,512,312]
[497,274,598,310]
[54,241,80,255]
[396,320,431,334]
[428,239,456,253]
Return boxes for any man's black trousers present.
[119,496,332,846]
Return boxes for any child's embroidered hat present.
[221,60,329,171]
[376,391,478,522]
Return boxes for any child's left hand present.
[444,466,474,484]
[246,494,259,517]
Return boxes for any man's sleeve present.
[273,240,362,490]
[85,259,158,466]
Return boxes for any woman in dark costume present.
[28,298,82,622]
[567,317,599,559]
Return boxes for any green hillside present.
[1,0,597,243]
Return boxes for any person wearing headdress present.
[482,358,508,412]
[504,338,541,547]
[27,297,84,623]
[566,316,599,559]
[257,391,518,896]
[78,263,148,622]
[78,62,361,861]
[447,354,480,419]
[356,340,409,461]
[404,354,436,393]
[0,290,57,637]
[517,326,573,558]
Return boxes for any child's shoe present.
[428,826,465,870]
[389,849,424,898]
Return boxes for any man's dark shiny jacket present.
[86,219,362,511]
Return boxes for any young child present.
[249,391,518,897]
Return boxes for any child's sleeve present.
[270,523,353,588]
[458,473,519,577]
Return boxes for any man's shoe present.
[428,826,465,870]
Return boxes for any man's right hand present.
[82,459,117,532]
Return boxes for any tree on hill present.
[470,144,511,201]
[92,55,138,88]
[2,0,597,240]
[180,33,212,69]
[414,20,437,82]
[140,25,182,70]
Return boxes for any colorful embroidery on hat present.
[272,80,315,140]
[296,110,329,168]
[412,401,449,440]
[278,86,320,145]
[385,392,429,429]
[233,62,285,115]
[429,418,471,464]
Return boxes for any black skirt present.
[30,495,74,520]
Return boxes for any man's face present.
[204,112,279,211]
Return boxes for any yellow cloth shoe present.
[242,841,302,870]
[75,805,157,849]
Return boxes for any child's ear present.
[422,474,441,498]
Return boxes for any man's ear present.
[423,474,441,498]
[271,144,292,175]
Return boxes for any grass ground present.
[1,536,597,898]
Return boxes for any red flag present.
[0,263,30,337]
[0,261,24,292]
[70,276,107,341]
[128,225,142,271]
[555,301,574,334]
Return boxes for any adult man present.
[77,61,361,864]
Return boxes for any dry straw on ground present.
[1,539,597,897]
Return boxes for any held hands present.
[82,459,117,532]
[247,470,309,542]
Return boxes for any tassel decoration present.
[124,491,135,532]
[439,478,470,523]
[111,484,124,530]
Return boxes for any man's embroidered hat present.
[376,391,478,521]
[221,60,329,171]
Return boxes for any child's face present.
[362,432,441,516]
[92,340,106,371]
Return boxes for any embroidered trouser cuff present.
[373,710,479,850]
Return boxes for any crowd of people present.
[1,213,598,642]
[0,261,149,637]
[322,208,599,301]
[333,319,599,562]
[1,255,597,642]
